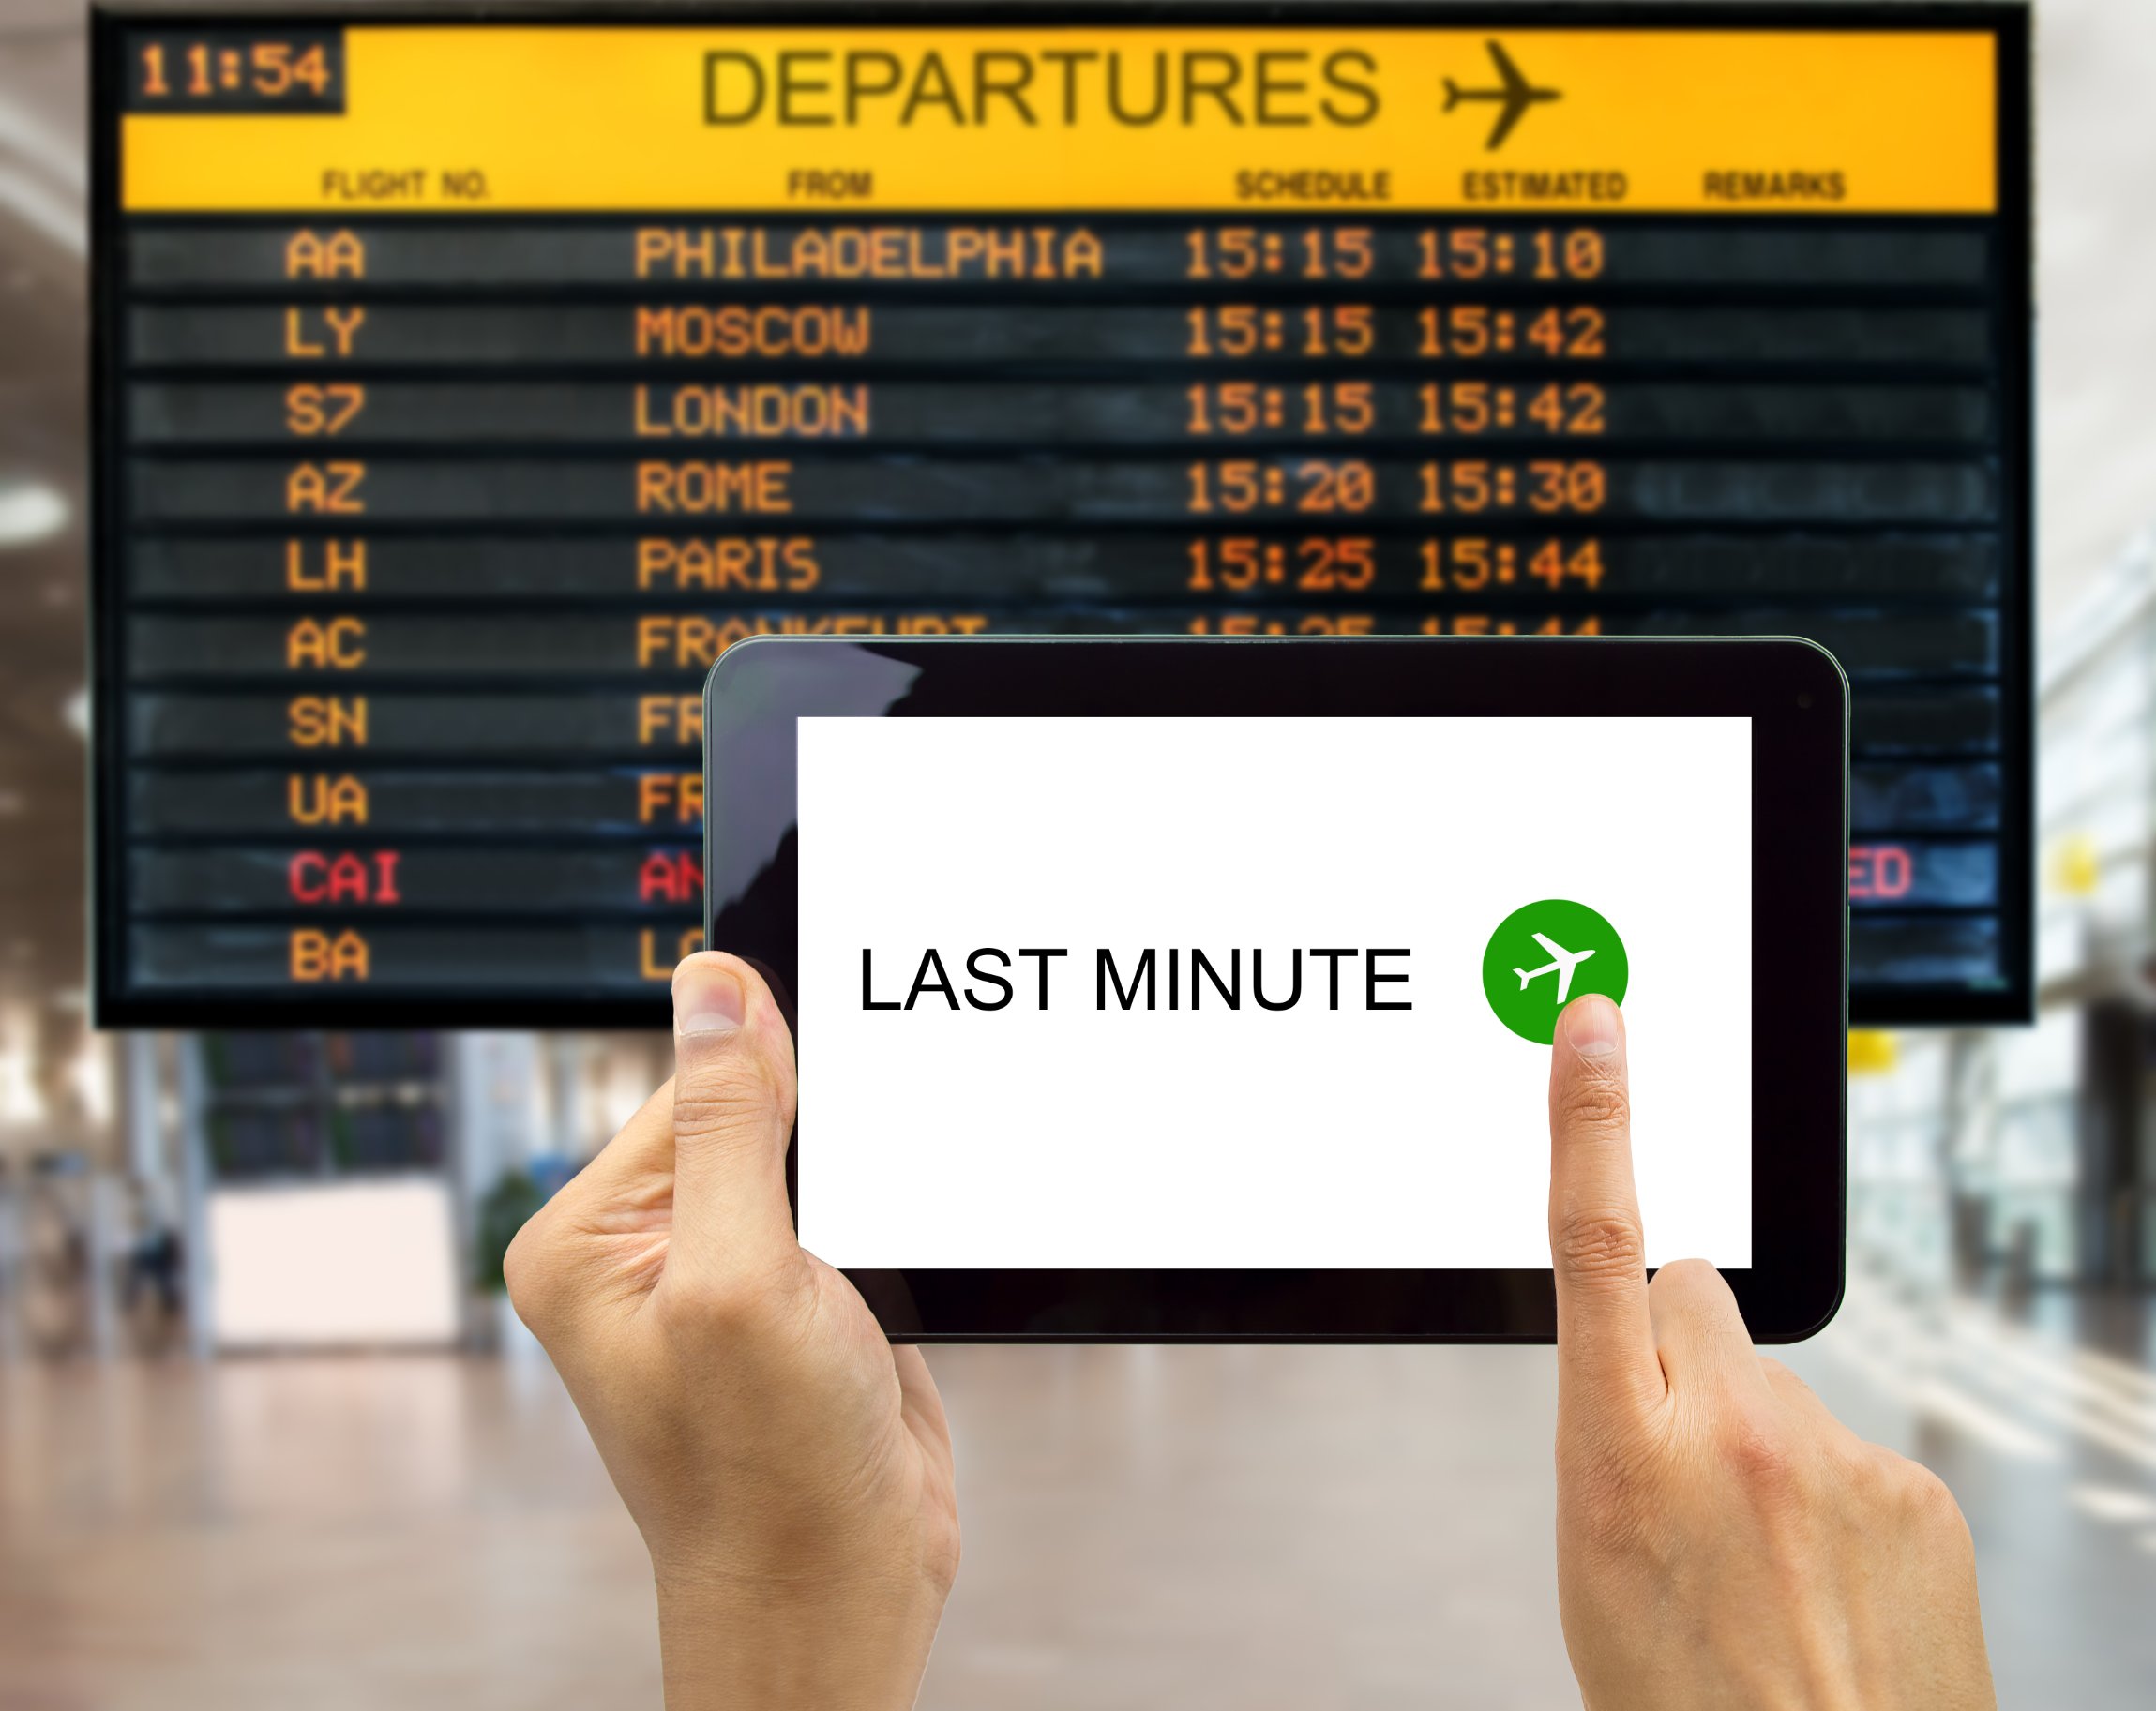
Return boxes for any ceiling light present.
[0,480,67,546]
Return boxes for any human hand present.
[505,952,958,1711]
[1545,994,1994,1711]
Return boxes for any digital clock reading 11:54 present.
[125,29,345,113]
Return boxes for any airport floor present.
[2,1270,2152,1711]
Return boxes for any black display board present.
[91,3,2033,1027]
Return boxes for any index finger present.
[1547,995,1664,1419]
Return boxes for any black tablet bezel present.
[705,635,1847,1343]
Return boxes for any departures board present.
[91,5,2032,1028]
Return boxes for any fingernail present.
[1563,995,1621,1058]
[674,959,746,1037]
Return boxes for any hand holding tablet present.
[505,949,1992,1711]
[1545,995,1995,1711]
[505,954,958,1711]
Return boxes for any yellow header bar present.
[121,25,1998,215]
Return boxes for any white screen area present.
[796,717,1751,1271]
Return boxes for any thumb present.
[669,952,800,1279]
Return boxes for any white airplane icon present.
[1514,933,1596,1003]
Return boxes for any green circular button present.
[1481,899,1629,1044]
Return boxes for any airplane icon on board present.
[1443,40,1562,151]
[1514,932,1596,1003]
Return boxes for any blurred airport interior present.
[5,2,2156,1708]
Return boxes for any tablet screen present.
[795,715,1750,1272]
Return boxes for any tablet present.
[704,637,1847,1343]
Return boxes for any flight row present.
[113,914,2006,995]
[122,302,1996,368]
[122,454,1999,525]
[119,682,2005,761]
[121,606,2002,680]
[119,218,1993,293]
[121,531,2007,606]
[127,378,1995,448]
[121,762,2001,847]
